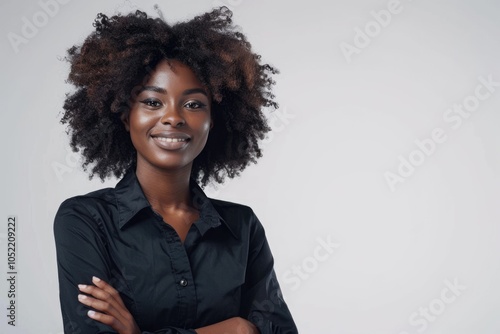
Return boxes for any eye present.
[140,99,162,108]
[184,101,207,110]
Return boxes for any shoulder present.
[209,198,255,218]
[208,198,266,239]
[56,187,115,217]
[53,187,116,235]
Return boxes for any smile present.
[153,137,188,143]
[151,135,190,150]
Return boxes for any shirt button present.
[179,278,188,287]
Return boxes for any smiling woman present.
[53,6,297,334]
[123,60,213,186]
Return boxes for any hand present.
[195,316,260,334]
[78,276,141,334]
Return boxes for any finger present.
[77,288,128,325]
[80,295,139,334]
[91,276,127,308]
[78,284,130,322]
[87,309,125,332]
[78,281,124,312]
[78,284,118,307]
[78,293,121,316]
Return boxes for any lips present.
[150,131,191,150]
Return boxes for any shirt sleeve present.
[53,198,197,334]
[239,211,299,334]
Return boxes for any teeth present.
[155,137,187,143]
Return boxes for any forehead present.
[144,59,204,89]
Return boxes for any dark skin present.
[76,60,259,334]
[122,59,213,242]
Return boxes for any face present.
[121,59,212,173]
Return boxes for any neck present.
[135,161,193,213]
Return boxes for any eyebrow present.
[141,86,167,94]
[183,88,208,97]
[141,86,208,97]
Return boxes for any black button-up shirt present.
[54,169,298,333]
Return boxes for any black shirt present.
[54,168,298,333]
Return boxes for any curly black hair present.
[61,6,278,187]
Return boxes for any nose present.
[159,106,185,127]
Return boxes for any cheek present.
[192,118,212,151]
[199,119,212,140]
[127,111,155,150]
[203,120,212,132]
[128,111,152,134]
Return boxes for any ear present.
[120,111,130,132]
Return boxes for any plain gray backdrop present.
[1,0,500,333]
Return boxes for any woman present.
[54,6,298,334]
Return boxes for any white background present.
[1,0,500,333]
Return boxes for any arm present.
[53,199,196,334]
[54,199,121,334]
[195,318,258,334]
[239,212,298,334]
[77,276,257,334]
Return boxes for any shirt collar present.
[114,168,238,239]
